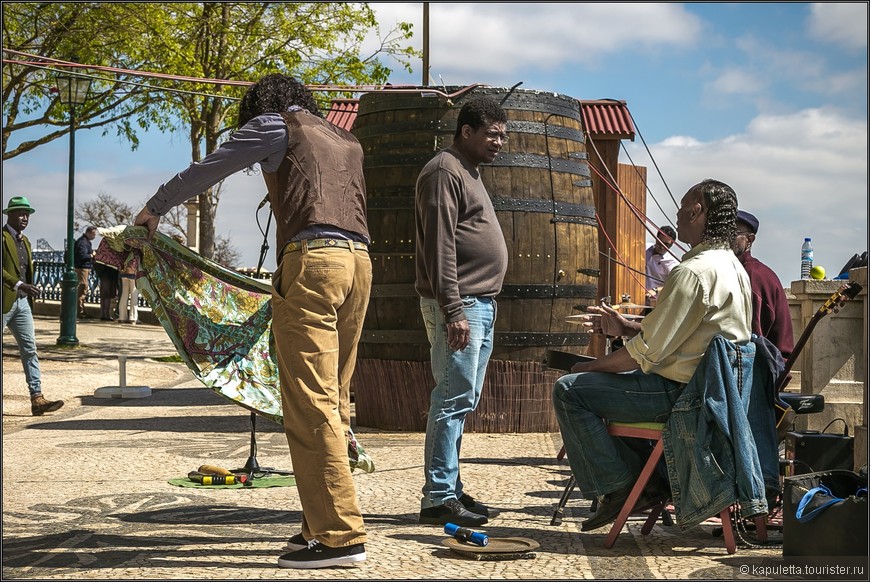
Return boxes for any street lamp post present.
[55,71,92,346]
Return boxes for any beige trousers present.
[75,268,90,313]
[271,242,372,547]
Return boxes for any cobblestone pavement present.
[1,312,823,580]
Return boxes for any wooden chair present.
[602,421,766,554]
[551,430,673,528]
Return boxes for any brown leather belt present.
[281,238,369,254]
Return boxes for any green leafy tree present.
[112,2,417,259]
[5,3,417,260]
[2,2,171,159]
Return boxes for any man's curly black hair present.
[454,95,508,138]
[690,178,738,249]
[237,74,322,128]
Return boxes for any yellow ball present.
[810,265,825,279]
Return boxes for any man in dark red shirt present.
[734,210,794,361]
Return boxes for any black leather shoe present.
[460,493,500,518]
[581,483,633,531]
[581,481,670,532]
[419,498,488,526]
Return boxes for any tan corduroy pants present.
[271,242,372,547]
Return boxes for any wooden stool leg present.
[719,508,737,555]
[754,516,768,542]
[640,502,666,535]
[604,439,665,549]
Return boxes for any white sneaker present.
[277,540,366,569]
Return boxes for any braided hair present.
[692,179,738,249]
[237,74,322,128]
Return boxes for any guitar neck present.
[774,282,862,392]
[775,314,821,391]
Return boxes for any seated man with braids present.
[552,179,754,532]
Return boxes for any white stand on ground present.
[93,355,152,399]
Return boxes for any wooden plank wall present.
[588,138,618,301]
[615,162,648,309]
[587,137,647,356]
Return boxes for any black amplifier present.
[784,430,854,475]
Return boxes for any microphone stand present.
[230,200,293,481]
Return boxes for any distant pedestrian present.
[94,238,120,321]
[645,225,678,305]
[2,196,65,416]
[74,226,97,318]
[118,260,139,324]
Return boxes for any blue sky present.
[3,2,867,286]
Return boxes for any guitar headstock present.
[819,282,863,315]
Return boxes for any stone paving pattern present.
[3,312,803,579]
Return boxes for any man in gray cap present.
[2,196,65,415]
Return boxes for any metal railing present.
[32,251,272,306]
[32,252,148,307]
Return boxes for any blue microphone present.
[444,522,489,546]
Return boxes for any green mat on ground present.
[168,474,296,489]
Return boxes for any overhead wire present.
[2,59,242,101]
[610,104,686,260]
[592,209,647,293]
[581,113,688,259]
[2,48,486,99]
[620,141,676,233]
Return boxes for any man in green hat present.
[3,196,65,415]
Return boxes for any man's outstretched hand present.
[133,207,160,241]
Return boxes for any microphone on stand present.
[257,194,270,210]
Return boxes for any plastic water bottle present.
[801,238,813,279]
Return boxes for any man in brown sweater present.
[415,95,509,527]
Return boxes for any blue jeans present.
[2,296,42,397]
[552,370,683,498]
[420,296,495,509]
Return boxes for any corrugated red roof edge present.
[324,99,359,133]
[325,96,634,139]
[579,100,635,140]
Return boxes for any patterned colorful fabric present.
[98,226,374,473]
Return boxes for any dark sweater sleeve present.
[756,278,794,361]
[415,167,465,323]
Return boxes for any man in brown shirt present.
[134,74,370,569]
[415,95,509,527]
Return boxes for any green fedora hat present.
[3,196,37,215]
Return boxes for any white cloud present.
[659,136,702,148]
[368,2,702,81]
[734,34,866,98]
[710,67,765,95]
[630,107,868,285]
[808,3,868,51]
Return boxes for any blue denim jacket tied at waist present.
[663,335,768,530]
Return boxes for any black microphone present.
[257,194,270,210]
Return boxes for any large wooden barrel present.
[351,86,599,432]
